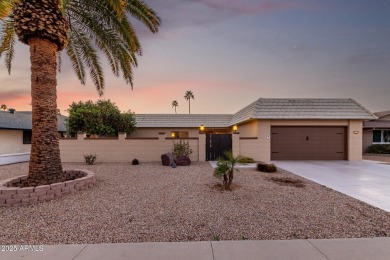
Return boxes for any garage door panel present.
[271,126,346,160]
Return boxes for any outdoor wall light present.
[233,125,238,132]
[353,131,359,134]
[171,132,176,138]
[200,125,205,132]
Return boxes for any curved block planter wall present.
[0,170,95,207]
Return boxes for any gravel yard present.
[0,162,389,245]
[363,154,390,163]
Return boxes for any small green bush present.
[84,154,97,165]
[239,156,255,163]
[132,158,140,165]
[257,162,277,173]
[367,144,390,154]
[172,140,193,160]
[212,235,220,241]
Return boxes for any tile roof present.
[374,110,390,118]
[230,98,377,125]
[364,121,390,128]
[0,111,67,131]
[135,114,233,128]
[136,99,376,127]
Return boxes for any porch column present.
[77,132,85,141]
[158,132,166,141]
[232,132,240,156]
[198,132,206,162]
[348,120,363,161]
[118,132,126,140]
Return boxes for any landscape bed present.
[0,162,389,244]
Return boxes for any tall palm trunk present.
[188,99,190,114]
[27,37,63,186]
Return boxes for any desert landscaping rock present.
[0,162,389,244]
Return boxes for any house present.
[10,98,374,164]
[363,110,390,153]
[129,98,376,162]
[0,109,66,165]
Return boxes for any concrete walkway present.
[274,160,390,212]
[1,238,389,260]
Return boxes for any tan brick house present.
[117,98,374,162]
[1,99,377,164]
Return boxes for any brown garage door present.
[271,126,347,160]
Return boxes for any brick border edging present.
[0,169,95,207]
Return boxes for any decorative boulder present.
[161,152,174,166]
[176,156,191,166]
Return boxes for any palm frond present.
[125,0,161,33]
[0,0,17,20]
[0,16,16,74]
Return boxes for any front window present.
[373,130,390,143]
[170,131,189,138]
[23,130,32,144]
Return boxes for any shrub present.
[176,156,191,166]
[257,162,277,173]
[214,150,246,190]
[84,154,97,165]
[269,176,305,188]
[367,144,390,154]
[172,140,193,160]
[132,158,140,165]
[240,156,255,163]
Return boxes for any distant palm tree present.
[1,104,7,111]
[171,100,178,114]
[184,90,194,114]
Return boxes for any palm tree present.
[1,104,7,110]
[184,90,194,114]
[214,150,246,190]
[171,100,178,114]
[0,0,160,186]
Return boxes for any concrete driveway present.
[274,160,390,212]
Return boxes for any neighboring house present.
[0,109,66,165]
[363,110,390,153]
[130,98,376,161]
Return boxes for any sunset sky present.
[1,0,390,115]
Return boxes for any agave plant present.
[0,0,160,185]
[213,150,246,190]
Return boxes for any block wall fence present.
[59,132,201,163]
[59,132,258,163]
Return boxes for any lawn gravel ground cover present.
[363,154,390,163]
[0,162,389,244]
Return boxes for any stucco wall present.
[129,128,200,138]
[238,120,258,137]
[0,129,30,155]
[348,120,363,161]
[363,130,373,153]
[239,138,261,160]
[258,120,271,162]
[271,119,349,126]
[60,133,199,163]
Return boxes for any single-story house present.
[1,98,377,164]
[131,98,376,161]
[0,109,66,165]
[363,110,390,152]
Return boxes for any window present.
[23,130,32,144]
[170,131,189,138]
[373,130,390,143]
